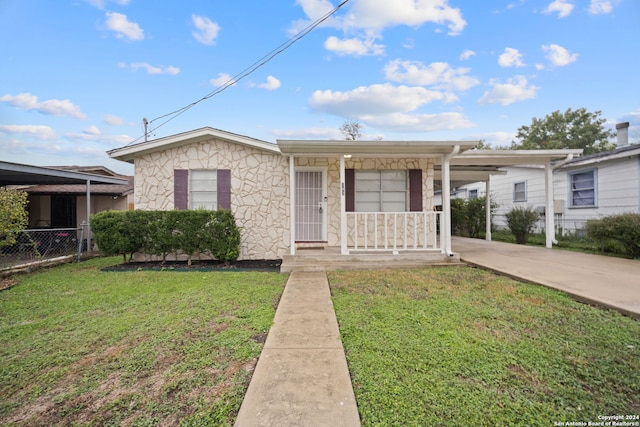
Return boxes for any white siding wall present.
[489,167,546,229]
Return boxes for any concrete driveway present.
[452,236,640,319]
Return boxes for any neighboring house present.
[107,127,580,260]
[449,123,640,235]
[21,166,134,229]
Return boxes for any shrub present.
[91,210,242,264]
[0,189,29,249]
[91,210,146,263]
[450,196,498,238]
[586,213,640,259]
[505,206,539,244]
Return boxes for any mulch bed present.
[102,259,282,272]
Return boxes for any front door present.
[295,170,326,242]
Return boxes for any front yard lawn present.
[0,257,286,426]
[330,267,640,426]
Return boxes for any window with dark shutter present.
[217,169,231,209]
[409,169,422,211]
[174,169,188,210]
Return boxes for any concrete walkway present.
[452,236,640,319]
[235,271,360,427]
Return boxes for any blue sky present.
[1,0,639,175]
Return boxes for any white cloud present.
[123,62,180,75]
[309,83,448,116]
[324,36,385,56]
[460,49,476,60]
[84,0,130,9]
[258,76,281,91]
[105,12,144,41]
[498,47,525,67]
[542,44,578,66]
[589,0,617,14]
[478,76,539,105]
[210,73,237,87]
[103,114,126,126]
[192,14,220,45]
[343,0,467,36]
[0,124,56,140]
[0,93,87,119]
[384,59,479,91]
[358,112,474,132]
[543,0,574,18]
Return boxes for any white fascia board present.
[277,139,479,157]
[108,127,279,163]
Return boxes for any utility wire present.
[127,0,350,146]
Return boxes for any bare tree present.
[340,119,363,140]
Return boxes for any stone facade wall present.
[134,137,290,260]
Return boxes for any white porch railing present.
[346,211,443,253]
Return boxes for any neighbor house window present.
[355,170,407,212]
[190,169,217,210]
[468,189,478,199]
[569,169,597,207]
[513,181,527,202]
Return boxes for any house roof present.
[277,139,479,158]
[0,161,130,186]
[108,127,280,163]
[560,143,640,168]
[24,175,134,196]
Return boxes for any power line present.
[127,0,350,146]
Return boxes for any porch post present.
[86,179,92,253]
[441,156,451,255]
[544,160,555,249]
[289,155,296,255]
[339,155,348,255]
[485,178,492,241]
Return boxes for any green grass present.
[0,257,286,426]
[329,267,640,426]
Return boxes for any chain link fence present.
[493,214,591,237]
[0,224,89,271]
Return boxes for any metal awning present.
[0,161,129,186]
[277,139,479,157]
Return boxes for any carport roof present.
[0,161,129,186]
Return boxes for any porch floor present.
[281,246,461,273]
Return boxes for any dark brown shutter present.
[217,169,231,210]
[174,169,188,210]
[345,169,355,212]
[409,169,423,212]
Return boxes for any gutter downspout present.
[442,145,460,256]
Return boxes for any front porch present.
[280,246,462,273]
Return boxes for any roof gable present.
[108,127,280,163]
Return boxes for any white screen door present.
[295,170,326,241]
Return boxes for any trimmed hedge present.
[91,209,241,264]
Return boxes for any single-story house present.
[448,122,639,235]
[107,127,581,262]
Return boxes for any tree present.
[0,189,29,249]
[340,119,363,140]
[511,108,616,155]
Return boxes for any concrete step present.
[280,251,462,273]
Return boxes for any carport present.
[0,160,129,251]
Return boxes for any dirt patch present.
[102,259,282,272]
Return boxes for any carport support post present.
[86,179,92,254]
[544,160,555,249]
[485,177,492,241]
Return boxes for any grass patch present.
[0,256,286,426]
[329,267,640,426]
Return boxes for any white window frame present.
[513,181,527,203]
[468,189,479,199]
[190,169,217,210]
[355,170,408,212]
[568,169,597,208]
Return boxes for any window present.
[513,181,527,202]
[190,169,217,210]
[468,189,478,199]
[569,169,597,207]
[355,170,407,212]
